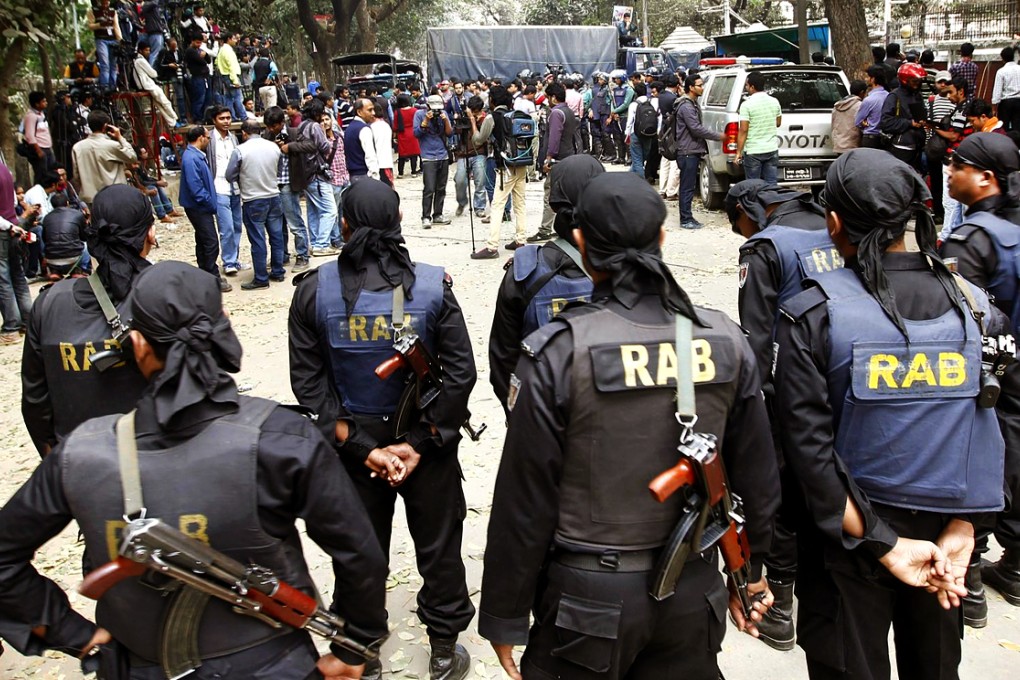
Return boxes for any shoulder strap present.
[951,273,986,334]
[392,285,405,334]
[675,314,695,421]
[327,135,340,164]
[549,238,591,280]
[87,271,124,331]
[116,411,144,519]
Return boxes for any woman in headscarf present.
[479,172,779,680]
[21,183,155,456]
[773,148,1012,679]
[488,154,603,414]
[288,178,477,680]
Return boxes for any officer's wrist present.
[331,643,367,666]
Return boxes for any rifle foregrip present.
[252,582,317,629]
[375,354,405,380]
[648,459,696,503]
[79,557,146,600]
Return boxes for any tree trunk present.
[39,42,54,101]
[824,0,872,80]
[0,38,29,165]
[355,0,376,53]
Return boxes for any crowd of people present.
[4,24,1020,680]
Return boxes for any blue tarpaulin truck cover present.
[426,26,619,83]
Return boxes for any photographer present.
[63,49,99,89]
[184,31,212,123]
[87,0,123,91]
[158,36,188,122]
[413,94,453,228]
[139,0,168,67]
[455,95,488,218]
[70,109,138,206]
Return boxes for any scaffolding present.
[108,91,166,178]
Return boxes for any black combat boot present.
[963,552,988,628]
[429,636,470,680]
[755,579,795,652]
[591,138,602,159]
[361,657,383,680]
[982,549,1020,607]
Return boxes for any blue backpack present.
[496,109,536,168]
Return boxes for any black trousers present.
[764,463,801,582]
[184,208,221,278]
[521,554,726,680]
[124,631,319,679]
[796,511,962,680]
[28,148,56,185]
[998,97,1020,132]
[343,440,474,638]
[421,158,449,220]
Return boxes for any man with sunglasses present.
[941,131,1020,628]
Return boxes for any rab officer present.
[774,149,1008,679]
[725,178,834,651]
[488,155,600,413]
[939,132,1020,623]
[288,179,477,680]
[0,261,389,679]
[21,184,153,457]
[479,173,780,680]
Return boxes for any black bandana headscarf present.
[337,179,415,315]
[576,173,700,321]
[821,148,964,338]
[130,261,242,427]
[954,132,1020,209]
[86,185,153,302]
[724,179,824,234]
[549,155,605,243]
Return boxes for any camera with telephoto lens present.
[275,130,289,144]
[979,350,1015,408]
[91,322,133,373]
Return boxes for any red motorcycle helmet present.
[898,62,927,87]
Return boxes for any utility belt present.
[554,546,708,573]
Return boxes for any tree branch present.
[371,0,411,25]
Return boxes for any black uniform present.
[289,259,477,639]
[488,244,589,410]
[479,281,780,679]
[941,196,1020,566]
[774,252,1015,679]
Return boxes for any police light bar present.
[700,57,785,67]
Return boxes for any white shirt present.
[213,130,237,195]
[133,56,159,91]
[371,120,394,170]
[993,61,1020,104]
[514,98,537,117]
[358,122,380,178]
[24,185,54,219]
[624,96,658,137]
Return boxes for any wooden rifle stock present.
[718,521,752,573]
[78,557,147,600]
[375,354,405,380]
[249,580,318,629]
[648,458,696,504]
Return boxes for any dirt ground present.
[1,167,1018,679]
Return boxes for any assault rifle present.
[647,426,760,620]
[375,326,486,441]
[79,518,382,668]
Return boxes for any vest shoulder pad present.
[277,403,319,421]
[946,224,980,242]
[780,285,827,321]
[520,316,573,358]
[292,268,318,287]
[512,244,541,282]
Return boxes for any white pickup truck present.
[696,63,851,209]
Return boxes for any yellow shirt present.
[215,44,241,86]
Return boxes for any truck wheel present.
[699,160,726,211]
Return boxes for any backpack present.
[635,99,658,138]
[495,109,536,168]
[658,100,680,161]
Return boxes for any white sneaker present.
[224,265,239,276]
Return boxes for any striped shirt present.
[993,61,1020,104]
[950,59,978,98]
[738,91,782,154]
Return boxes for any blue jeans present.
[225,84,246,122]
[455,156,488,212]
[215,193,243,269]
[304,178,338,250]
[95,39,120,90]
[742,150,779,185]
[280,185,309,259]
[331,183,348,246]
[677,154,702,223]
[147,185,174,217]
[630,136,653,175]
[0,232,32,331]
[187,77,209,124]
[243,196,285,283]
[141,32,164,67]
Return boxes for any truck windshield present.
[633,51,666,71]
[763,71,848,112]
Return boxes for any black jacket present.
[40,207,85,260]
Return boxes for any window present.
[705,75,736,107]
[763,71,848,112]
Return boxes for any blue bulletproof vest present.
[813,267,1004,513]
[745,225,842,311]
[315,261,445,415]
[957,210,1020,335]
[612,85,627,109]
[514,243,593,337]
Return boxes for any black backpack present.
[635,99,659,138]
[658,100,681,161]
